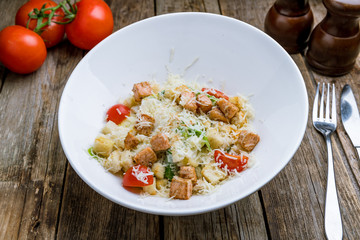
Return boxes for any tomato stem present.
[26,0,78,35]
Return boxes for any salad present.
[89,75,260,200]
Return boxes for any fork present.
[312,83,343,240]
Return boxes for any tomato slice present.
[201,88,229,100]
[123,165,154,187]
[106,104,130,124]
[214,150,248,173]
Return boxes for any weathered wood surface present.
[1,0,359,239]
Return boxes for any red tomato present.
[15,0,65,48]
[65,0,114,50]
[123,165,154,187]
[214,150,248,173]
[0,25,47,74]
[106,104,130,124]
[202,88,229,100]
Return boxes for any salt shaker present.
[264,0,314,53]
[305,0,360,76]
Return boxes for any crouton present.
[143,178,157,195]
[119,150,134,172]
[169,177,193,200]
[230,111,247,127]
[238,130,260,152]
[179,90,197,112]
[135,114,155,136]
[134,147,157,166]
[93,136,114,157]
[102,121,118,134]
[179,166,197,184]
[124,132,139,150]
[201,164,226,185]
[217,98,239,119]
[150,133,171,151]
[206,128,224,149]
[196,94,212,113]
[103,150,122,173]
[156,179,168,190]
[152,162,165,179]
[132,82,152,102]
[208,107,228,123]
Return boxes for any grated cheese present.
[131,165,154,184]
[90,74,258,199]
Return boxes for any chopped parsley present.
[164,150,176,180]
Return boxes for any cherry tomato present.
[214,150,248,173]
[0,25,47,74]
[123,165,154,187]
[202,88,229,100]
[15,0,65,48]
[106,104,130,124]
[65,0,114,50]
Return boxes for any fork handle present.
[324,135,343,240]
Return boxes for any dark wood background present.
[1,0,360,239]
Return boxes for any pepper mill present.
[305,0,360,76]
[264,0,314,54]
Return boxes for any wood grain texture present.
[1,0,360,239]
[57,165,161,240]
[164,193,267,240]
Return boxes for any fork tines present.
[313,82,336,123]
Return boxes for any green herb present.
[88,147,99,160]
[176,125,212,151]
[164,150,176,180]
[207,94,219,105]
[203,136,212,151]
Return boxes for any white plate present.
[58,12,308,216]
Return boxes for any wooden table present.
[1,0,360,239]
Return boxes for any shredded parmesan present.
[90,74,258,199]
[131,165,154,184]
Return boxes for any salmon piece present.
[134,147,157,166]
[150,133,171,152]
[238,130,260,152]
[208,107,228,123]
[124,132,139,150]
[132,82,152,102]
[179,166,197,184]
[196,94,212,113]
[217,98,239,119]
[135,114,155,136]
[179,90,197,112]
[169,177,193,200]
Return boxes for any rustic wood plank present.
[156,0,206,14]
[219,0,272,30]
[57,165,161,239]
[164,193,268,240]
[302,2,360,238]
[0,42,83,239]
[0,182,25,240]
[304,69,360,240]
[0,1,83,239]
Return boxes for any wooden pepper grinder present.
[305,0,360,76]
[264,0,314,54]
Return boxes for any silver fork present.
[312,83,343,240]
